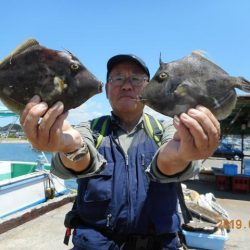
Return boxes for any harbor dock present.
[0,158,250,250]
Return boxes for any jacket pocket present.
[83,164,113,202]
[78,164,113,222]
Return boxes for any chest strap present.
[91,113,163,149]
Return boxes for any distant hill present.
[0,123,23,132]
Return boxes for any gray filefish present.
[139,51,250,120]
[0,39,103,114]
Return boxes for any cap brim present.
[107,54,150,79]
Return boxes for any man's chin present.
[117,101,144,113]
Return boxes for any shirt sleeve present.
[51,121,107,179]
[146,118,202,183]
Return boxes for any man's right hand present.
[20,95,83,154]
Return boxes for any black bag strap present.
[176,182,193,224]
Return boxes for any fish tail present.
[236,77,250,93]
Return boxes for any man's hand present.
[20,95,82,153]
[20,95,91,172]
[157,106,220,175]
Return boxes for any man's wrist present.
[62,138,89,162]
[157,147,190,175]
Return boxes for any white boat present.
[0,159,68,218]
[0,108,68,218]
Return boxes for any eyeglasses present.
[108,75,148,86]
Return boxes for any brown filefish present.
[0,39,103,114]
[139,51,250,120]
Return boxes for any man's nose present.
[121,78,133,89]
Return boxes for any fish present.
[139,51,250,120]
[186,202,224,224]
[0,39,103,114]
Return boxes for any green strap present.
[91,118,99,131]
[96,118,109,148]
[144,113,163,147]
[91,114,163,149]
[155,117,164,132]
[91,116,110,149]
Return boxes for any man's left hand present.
[157,106,220,175]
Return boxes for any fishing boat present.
[0,109,68,219]
[0,158,68,219]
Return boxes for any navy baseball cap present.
[107,54,150,81]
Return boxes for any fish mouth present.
[135,95,148,103]
[98,82,103,92]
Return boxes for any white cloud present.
[0,100,172,127]
[144,106,172,122]
[67,102,172,125]
[0,99,111,126]
[67,99,111,124]
[0,101,6,110]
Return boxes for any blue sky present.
[0,0,250,126]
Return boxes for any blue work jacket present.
[72,123,181,249]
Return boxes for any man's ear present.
[105,82,109,98]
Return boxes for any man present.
[20,54,220,249]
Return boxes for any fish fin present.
[0,92,24,115]
[235,77,250,92]
[63,48,74,57]
[0,38,39,65]
[212,90,237,120]
[191,50,208,58]
[159,52,164,67]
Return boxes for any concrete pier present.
[0,158,250,249]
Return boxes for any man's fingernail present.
[31,95,40,102]
[174,115,180,125]
[54,101,64,111]
[40,102,48,109]
[180,113,189,120]
[188,108,199,115]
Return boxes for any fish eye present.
[70,64,79,71]
[159,72,168,80]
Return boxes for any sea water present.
[0,143,52,162]
[0,142,77,189]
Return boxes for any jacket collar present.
[110,111,145,133]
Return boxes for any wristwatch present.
[63,139,89,162]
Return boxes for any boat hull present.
[0,161,67,218]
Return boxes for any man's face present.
[105,61,148,115]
